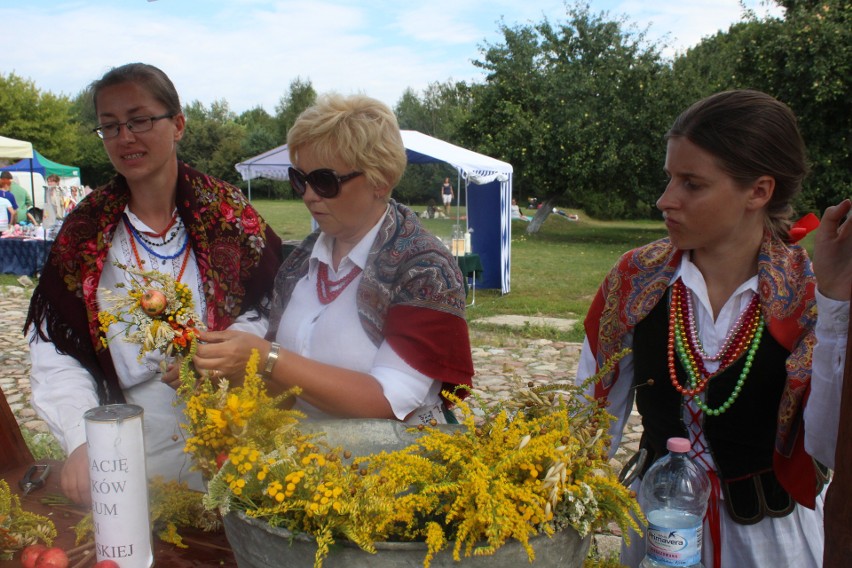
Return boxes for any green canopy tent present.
[1,149,81,208]
[1,149,80,178]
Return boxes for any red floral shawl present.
[584,234,821,507]
[25,162,283,404]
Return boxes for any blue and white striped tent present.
[236,130,513,294]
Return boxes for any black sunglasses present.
[288,167,363,199]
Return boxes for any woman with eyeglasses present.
[25,63,283,505]
[577,89,850,567]
[191,93,474,424]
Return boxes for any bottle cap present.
[666,437,690,453]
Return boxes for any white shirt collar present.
[674,252,758,320]
[310,204,389,274]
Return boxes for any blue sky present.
[3,0,782,114]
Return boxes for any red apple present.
[140,289,168,317]
[93,561,121,568]
[20,544,47,568]
[34,547,69,568]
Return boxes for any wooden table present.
[0,460,237,567]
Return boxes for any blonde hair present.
[287,94,407,192]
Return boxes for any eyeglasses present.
[288,167,363,199]
[92,113,175,140]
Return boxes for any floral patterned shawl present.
[583,234,821,507]
[266,200,474,399]
[25,161,283,404]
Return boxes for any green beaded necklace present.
[675,313,765,416]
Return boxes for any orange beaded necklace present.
[123,214,191,282]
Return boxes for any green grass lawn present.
[3,198,818,343]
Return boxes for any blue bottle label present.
[646,519,703,566]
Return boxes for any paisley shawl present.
[584,233,821,506]
[266,199,473,398]
[25,161,283,404]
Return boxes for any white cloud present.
[2,0,781,115]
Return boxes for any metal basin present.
[224,510,590,568]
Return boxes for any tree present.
[237,106,279,158]
[394,81,474,204]
[461,4,672,229]
[460,22,549,224]
[69,88,114,188]
[671,0,851,212]
[235,106,285,199]
[756,0,851,211]
[0,72,82,168]
[179,99,247,186]
[274,77,317,143]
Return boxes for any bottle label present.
[646,519,703,566]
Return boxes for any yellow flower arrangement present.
[0,479,57,559]
[184,348,641,568]
[97,262,203,363]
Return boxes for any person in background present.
[0,171,19,225]
[552,207,579,221]
[576,89,849,568]
[0,194,13,233]
[1,171,33,224]
[25,62,283,505]
[26,207,44,227]
[441,176,454,216]
[511,198,530,221]
[190,93,474,425]
[45,173,64,223]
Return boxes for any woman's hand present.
[161,361,182,390]
[61,444,91,505]
[813,199,852,301]
[193,330,270,384]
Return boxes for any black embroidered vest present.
[633,291,795,523]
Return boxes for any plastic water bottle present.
[639,437,711,568]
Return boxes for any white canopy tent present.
[0,135,39,207]
[0,135,33,159]
[235,131,513,293]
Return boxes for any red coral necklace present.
[316,262,362,304]
[138,209,179,238]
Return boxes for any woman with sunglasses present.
[25,63,283,504]
[192,93,474,424]
[577,89,850,567]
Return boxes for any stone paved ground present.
[1,284,642,560]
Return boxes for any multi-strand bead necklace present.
[122,213,191,282]
[316,262,362,305]
[668,279,764,416]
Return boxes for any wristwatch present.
[262,342,280,382]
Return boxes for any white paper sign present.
[84,404,153,568]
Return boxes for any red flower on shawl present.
[240,207,260,235]
[219,202,236,223]
[82,272,99,300]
